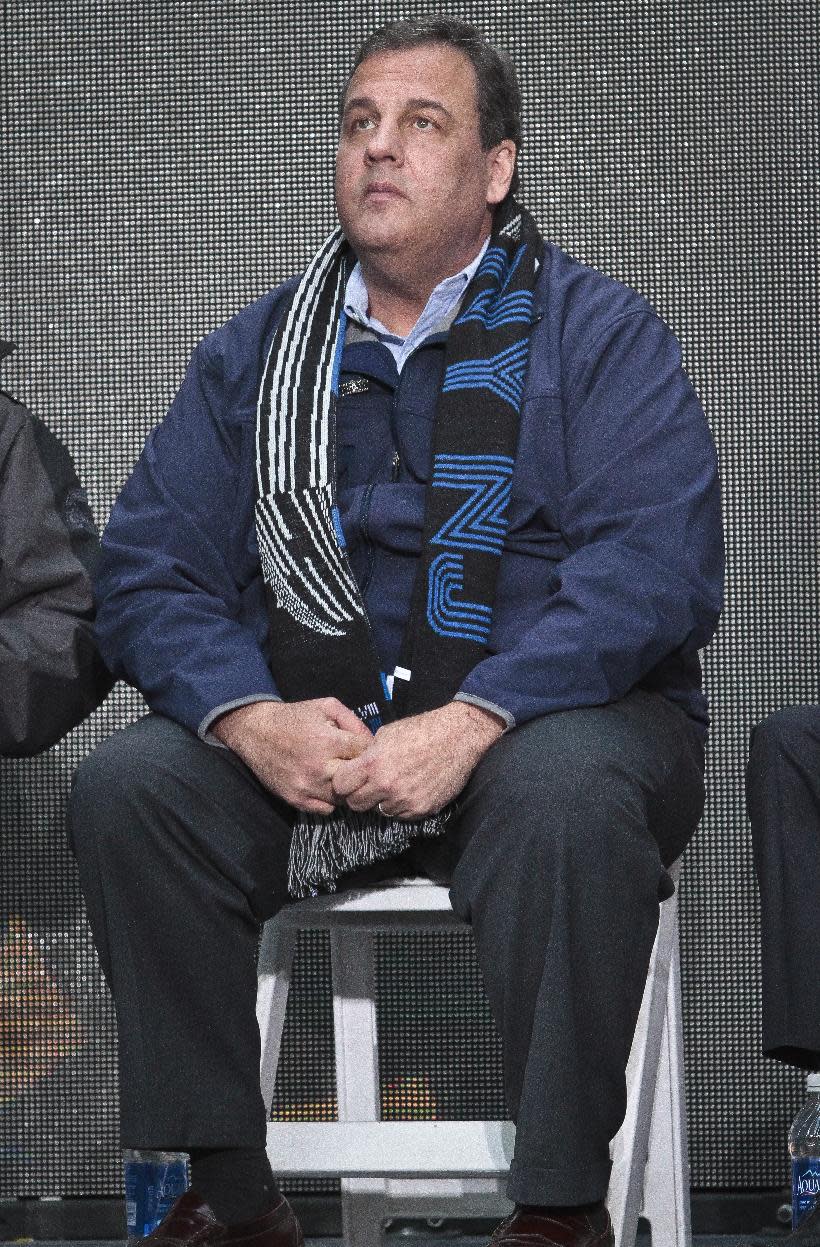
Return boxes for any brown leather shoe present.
[138,1189,304,1245]
[488,1207,614,1247]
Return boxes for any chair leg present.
[257,920,299,1115]
[341,1179,390,1247]
[608,887,681,1247]
[331,925,386,1247]
[640,936,691,1247]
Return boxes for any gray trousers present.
[68,689,704,1206]
[747,705,820,1071]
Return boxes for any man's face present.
[335,43,514,277]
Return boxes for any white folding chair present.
[256,865,689,1247]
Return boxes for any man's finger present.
[324,699,373,738]
[345,785,382,813]
[379,806,412,821]
[298,796,336,815]
[334,730,372,760]
[331,755,369,797]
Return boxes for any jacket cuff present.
[452,692,515,733]
[198,693,283,747]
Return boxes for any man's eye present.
[351,117,374,131]
[413,117,435,130]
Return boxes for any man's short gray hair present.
[342,15,522,196]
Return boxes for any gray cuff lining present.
[198,693,282,746]
[453,693,516,733]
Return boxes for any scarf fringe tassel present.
[288,809,443,898]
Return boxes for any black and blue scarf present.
[255,198,544,896]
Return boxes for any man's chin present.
[343,224,409,259]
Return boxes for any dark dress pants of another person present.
[747,705,820,1071]
[68,687,704,1207]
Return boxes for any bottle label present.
[792,1156,820,1230]
[124,1155,188,1237]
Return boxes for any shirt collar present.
[343,239,489,371]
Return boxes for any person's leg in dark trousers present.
[747,705,820,1070]
[437,689,705,1207]
[70,695,703,1214]
[68,713,294,1151]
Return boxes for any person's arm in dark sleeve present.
[454,309,724,726]
[0,404,113,755]
[94,334,281,739]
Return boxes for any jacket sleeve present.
[455,309,724,727]
[0,408,113,755]
[95,336,280,737]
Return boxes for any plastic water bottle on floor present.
[790,1073,820,1230]
[123,1149,189,1238]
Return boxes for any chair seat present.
[272,879,461,927]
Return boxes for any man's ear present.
[486,140,517,206]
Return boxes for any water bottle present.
[790,1073,820,1230]
[123,1149,189,1239]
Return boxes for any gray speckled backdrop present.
[1,0,818,1197]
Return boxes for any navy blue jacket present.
[96,243,723,740]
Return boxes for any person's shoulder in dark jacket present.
[0,340,113,755]
[539,241,660,347]
[197,277,301,380]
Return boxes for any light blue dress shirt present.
[343,239,489,372]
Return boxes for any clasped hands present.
[212,696,504,820]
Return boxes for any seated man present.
[747,708,820,1072]
[0,339,111,756]
[68,16,724,1247]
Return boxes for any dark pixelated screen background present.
[1,0,818,1198]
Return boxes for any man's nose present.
[364,119,403,163]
